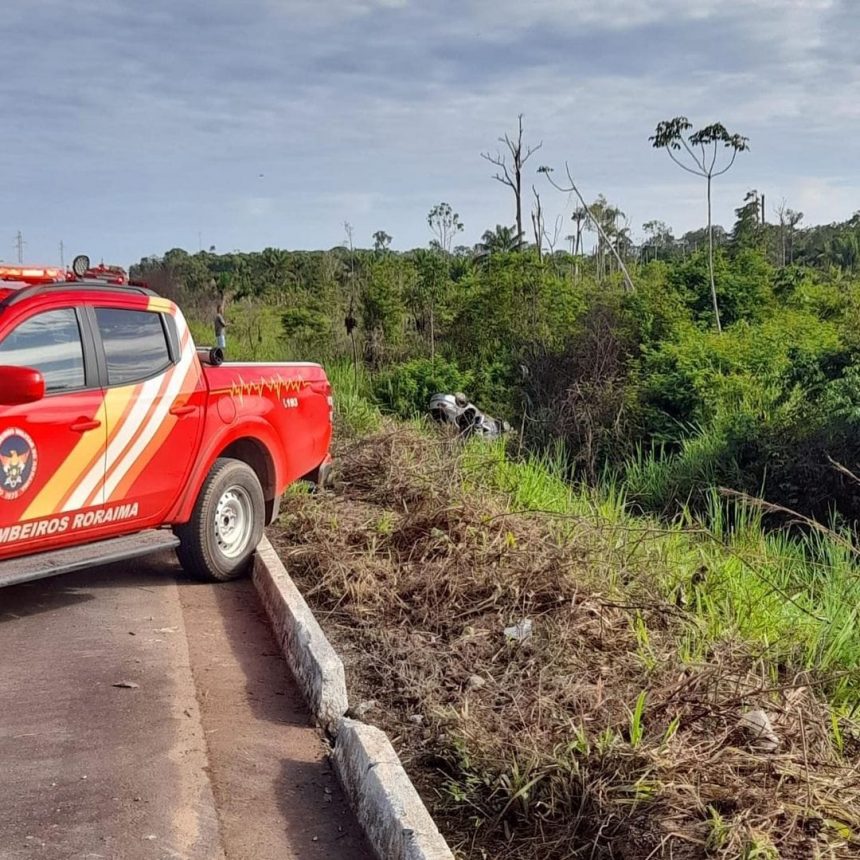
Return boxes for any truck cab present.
[0,257,332,586]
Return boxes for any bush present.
[373,357,473,418]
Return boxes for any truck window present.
[0,308,86,393]
[95,308,172,386]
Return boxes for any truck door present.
[0,306,107,558]
[91,302,204,526]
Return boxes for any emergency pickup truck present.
[0,256,332,587]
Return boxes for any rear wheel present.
[176,458,265,581]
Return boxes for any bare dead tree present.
[539,164,635,291]
[774,199,804,267]
[530,185,544,263]
[481,114,543,241]
[544,214,563,256]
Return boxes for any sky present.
[3,0,859,266]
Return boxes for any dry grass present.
[272,424,860,859]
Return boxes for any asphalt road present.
[0,552,372,860]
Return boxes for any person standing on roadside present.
[214,302,228,351]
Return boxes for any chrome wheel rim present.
[214,486,253,559]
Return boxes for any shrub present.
[373,357,473,418]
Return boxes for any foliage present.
[373,357,472,418]
[281,306,330,339]
[132,200,860,527]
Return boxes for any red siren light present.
[0,265,67,285]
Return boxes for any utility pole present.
[59,240,65,268]
[15,230,25,264]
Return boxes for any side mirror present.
[0,366,45,406]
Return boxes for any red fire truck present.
[0,256,332,586]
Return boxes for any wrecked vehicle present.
[428,392,511,439]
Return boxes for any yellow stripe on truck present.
[147,297,174,313]
[22,393,107,519]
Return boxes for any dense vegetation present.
[132,198,860,526]
[130,168,860,856]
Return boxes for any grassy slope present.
[198,310,860,856]
[271,409,859,860]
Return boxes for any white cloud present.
[2,0,859,262]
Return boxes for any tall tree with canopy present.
[427,202,463,253]
[372,230,392,253]
[650,117,749,333]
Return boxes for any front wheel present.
[176,458,265,581]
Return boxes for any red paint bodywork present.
[0,283,332,561]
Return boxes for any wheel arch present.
[168,419,287,527]
[218,437,280,524]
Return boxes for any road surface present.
[0,551,372,860]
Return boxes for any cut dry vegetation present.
[272,423,860,860]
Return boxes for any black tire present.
[175,458,265,582]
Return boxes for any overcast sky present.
[3,0,858,265]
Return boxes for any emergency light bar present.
[0,265,67,284]
[0,255,130,288]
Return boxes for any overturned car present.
[428,393,511,439]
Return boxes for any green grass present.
[184,298,860,708]
[465,438,860,707]
[623,424,741,514]
[326,361,382,437]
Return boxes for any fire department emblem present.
[0,428,37,501]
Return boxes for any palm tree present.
[473,225,525,270]
[476,225,525,255]
[260,247,292,301]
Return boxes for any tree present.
[543,214,564,258]
[570,206,587,280]
[642,220,674,262]
[732,190,765,251]
[822,233,860,272]
[343,221,359,380]
[372,230,392,253]
[476,225,525,256]
[481,114,542,242]
[427,202,463,253]
[682,225,727,256]
[774,201,803,266]
[584,195,626,282]
[530,185,544,263]
[570,207,587,255]
[539,165,635,291]
[260,247,292,300]
[650,117,749,333]
[408,248,448,359]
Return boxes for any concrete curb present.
[252,536,455,860]
[252,536,348,733]
[333,719,455,860]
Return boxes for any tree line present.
[130,115,860,526]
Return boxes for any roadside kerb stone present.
[252,535,456,860]
[252,535,348,733]
[333,719,455,860]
